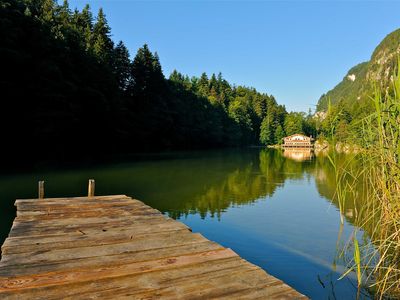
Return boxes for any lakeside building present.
[282,134,314,148]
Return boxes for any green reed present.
[331,60,400,299]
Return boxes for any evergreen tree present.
[209,86,218,105]
[73,4,93,50]
[169,70,183,83]
[284,112,304,136]
[92,8,113,62]
[58,0,70,26]
[39,0,56,24]
[260,113,274,145]
[113,41,131,91]
[209,73,218,93]
[80,4,93,31]
[274,124,285,144]
[198,72,209,97]
[130,44,164,96]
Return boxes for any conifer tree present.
[58,0,70,26]
[80,4,93,31]
[92,8,113,62]
[198,72,209,97]
[260,112,274,145]
[39,0,56,23]
[209,73,218,92]
[284,112,304,136]
[113,41,131,91]
[130,44,164,95]
[274,124,285,144]
[73,4,93,51]
[169,70,184,83]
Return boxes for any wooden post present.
[38,181,44,199]
[88,179,95,197]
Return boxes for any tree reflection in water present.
[165,148,363,229]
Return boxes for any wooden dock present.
[0,189,307,299]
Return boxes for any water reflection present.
[166,149,320,220]
[0,149,372,299]
[164,148,343,221]
[283,148,314,161]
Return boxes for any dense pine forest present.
[1,0,315,167]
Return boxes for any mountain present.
[316,28,400,114]
[316,62,368,112]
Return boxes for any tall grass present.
[333,61,400,299]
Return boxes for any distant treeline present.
[0,0,315,166]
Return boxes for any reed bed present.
[331,62,400,299]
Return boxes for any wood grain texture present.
[0,195,308,299]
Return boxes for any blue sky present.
[68,0,400,112]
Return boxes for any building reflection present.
[283,148,314,161]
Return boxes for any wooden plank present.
[64,267,288,300]
[2,218,190,249]
[0,249,238,291]
[8,214,166,238]
[15,207,160,221]
[15,210,162,225]
[15,195,130,203]
[61,260,263,300]
[16,196,135,207]
[16,199,147,212]
[0,231,209,266]
[1,227,192,255]
[145,269,275,300]
[14,197,151,217]
[0,257,246,299]
[7,218,167,239]
[15,199,142,212]
[0,241,223,277]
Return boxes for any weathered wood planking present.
[0,195,307,299]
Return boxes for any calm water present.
[0,148,373,299]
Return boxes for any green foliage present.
[260,114,274,145]
[274,124,285,144]
[75,4,93,50]
[129,44,164,94]
[284,112,304,136]
[168,69,287,146]
[113,41,131,90]
[92,8,113,63]
[353,237,362,287]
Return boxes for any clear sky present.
[68,0,400,112]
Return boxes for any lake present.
[0,148,373,299]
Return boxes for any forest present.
[0,0,315,167]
